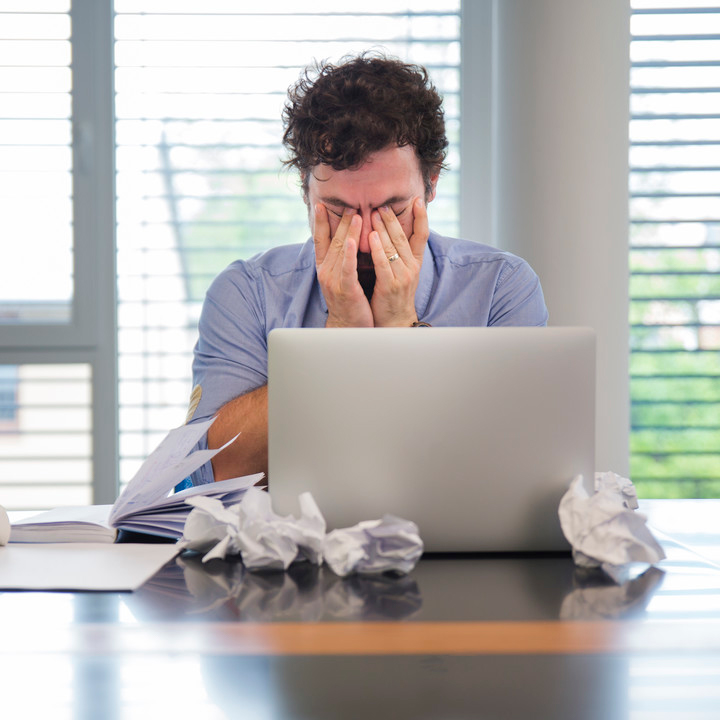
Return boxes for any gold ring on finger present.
[387,253,400,263]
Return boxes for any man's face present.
[305,144,436,257]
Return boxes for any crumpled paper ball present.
[323,516,424,577]
[179,488,325,570]
[178,488,424,577]
[558,471,665,582]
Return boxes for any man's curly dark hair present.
[282,53,448,199]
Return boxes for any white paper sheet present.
[109,418,239,522]
[0,543,179,591]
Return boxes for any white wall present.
[465,0,631,475]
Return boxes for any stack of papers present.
[10,418,262,544]
[10,505,117,543]
[111,474,260,538]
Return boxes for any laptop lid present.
[268,327,595,552]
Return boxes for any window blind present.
[0,363,92,510]
[630,1,720,497]
[0,2,96,511]
[0,0,73,323]
[114,1,461,486]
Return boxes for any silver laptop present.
[268,327,595,552]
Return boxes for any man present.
[188,53,548,485]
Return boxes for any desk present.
[1,500,719,719]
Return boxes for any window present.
[1,0,462,508]
[13,2,715,507]
[0,0,105,510]
[0,1,73,325]
[630,1,720,498]
[113,1,462,487]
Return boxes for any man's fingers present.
[312,203,331,266]
[408,197,429,263]
[338,213,361,281]
[368,230,394,281]
[333,207,357,243]
[371,209,404,263]
[315,205,359,271]
[326,208,358,266]
[341,228,359,280]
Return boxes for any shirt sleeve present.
[488,259,549,327]
[187,262,268,485]
[192,262,269,416]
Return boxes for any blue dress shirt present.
[187,230,548,485]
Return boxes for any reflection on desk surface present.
[126,553,670,625]
[132,556,424,622]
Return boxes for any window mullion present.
[71,0,118,504]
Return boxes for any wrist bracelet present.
[411,321,432,327]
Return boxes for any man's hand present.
[313,204,374,328]
[369,197,428,327]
